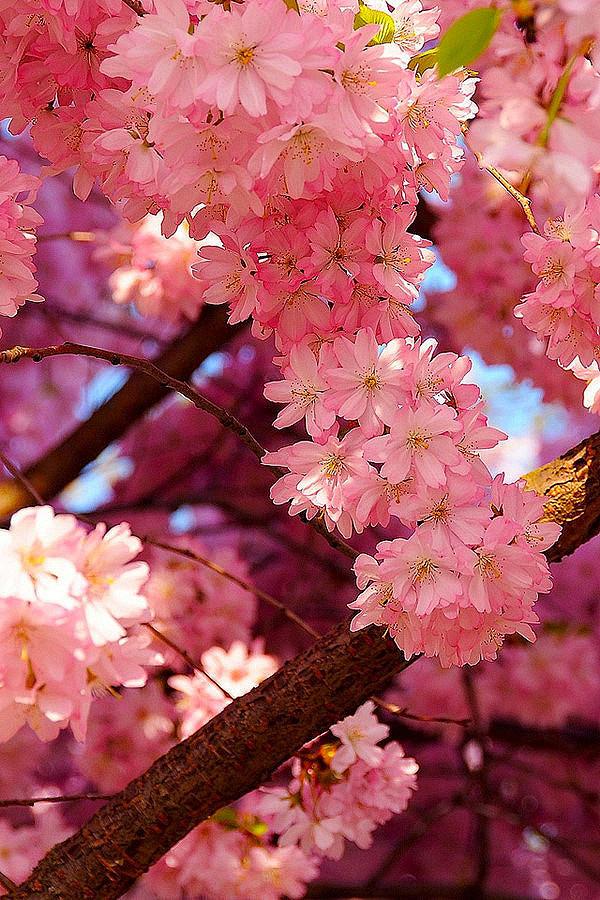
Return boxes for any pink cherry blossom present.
[330,700,389,772]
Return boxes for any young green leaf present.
[408,47,438,75]
[353,2,396,45]
[212,807,239,829]
[436,6,502,78]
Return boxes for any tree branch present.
[7,429,600,898]
[0,307,238,521]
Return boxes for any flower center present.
[539,258,565,285]
[429,496,450,522]
[410,556,438,583]
[377,247,412,272]
[406,429,430,450]
[234,44,255,67]
[363,369,381,392]
[321,453,346,479]
[475,550,502,579]
[406,104,429,129]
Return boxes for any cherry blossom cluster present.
[257,701,418,859]
[516,197,600,407]
[119,688,417,897]
[0,0,473,339]
[133,811,319,900]
[0,505,157,743]
[456,0,600,204]
[350,475,559,666]
[0,155,42,325]
[263,330,559,664]
[0,0,469,228]
[94,215,210,322]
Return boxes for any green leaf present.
[212,808,238,829]
[408,47,438,75]
[353,3,395,45]
[436,6,502,78]
[245,819,269,838]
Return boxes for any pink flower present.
[193,237,259,324]
[332,30,408,139]
[324,328,407,436]
[382,532,464,617]
[196,1,304,118]
[306,206,369,293]
[264,432,371,537]
[264,342,335,438]
[330,700,389,772]
[366,208,434,302]
[365,403,462,487]
[77,522,150,645]
[522,233,586,304]
[102,0,206,110]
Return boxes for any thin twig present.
[143,536,321,639]
[0,342,358,561]
[0,452,45,506]
[371,695,470,727]
[0,793,112,808]
[473,150,540,234]
[36,231,95,243]
[0,871,17,893]
[143,623,235,700]
[0,342,267,462]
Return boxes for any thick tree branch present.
[9,624,416,899]
[523,428,600,562]
[0,307,238,521]
[7,429,600,898]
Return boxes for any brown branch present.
[121,0,145,14]
[523,428,600,562]
[0,341,267,466]
[9,624,417,898]
[143,535,321,639]
[7,434,600,896]
[0,337,359,562]
[0,307,238,521]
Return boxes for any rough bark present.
[9,623,415,899]
[523,428,600,562]
[7,429,600,899]
[0,306,236,521]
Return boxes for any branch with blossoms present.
[0,0,599,895]
[6,427,600,899]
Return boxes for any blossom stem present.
[143,536,321,638]
[143,623,235,700]
[0,341,358,560]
